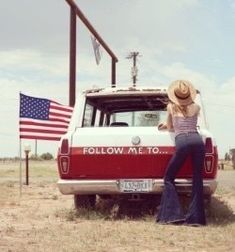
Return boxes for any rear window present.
[82,94,168,127]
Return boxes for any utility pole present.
[126,52,141,126]
[126,52,140,87]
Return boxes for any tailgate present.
[63,127,194,179]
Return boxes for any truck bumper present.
[57,178,217,195]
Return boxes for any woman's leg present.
[157,135,189,223]
[185,135,206,225]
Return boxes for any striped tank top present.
[172,115,198,136]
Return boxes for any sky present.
[0,0,235,158]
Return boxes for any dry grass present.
[218,160,234,170]
[0,160,57,180]
[0,160,235,252]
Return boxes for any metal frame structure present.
[65,0,118,106]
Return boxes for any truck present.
[57,85,218,209]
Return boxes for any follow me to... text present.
[82,146,164,155]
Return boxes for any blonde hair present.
[171,102,191,117]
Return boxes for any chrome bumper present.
[57,178,217,195]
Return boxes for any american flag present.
[19,93,73,141]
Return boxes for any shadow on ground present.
[206,197,235,226]
[57,195,235,226]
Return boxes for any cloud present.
[0,50,68,77]
[229,0,235,10]
[0,48,113,87]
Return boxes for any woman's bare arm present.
[158,104,174,131]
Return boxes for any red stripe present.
[49,111,71,119]
[20,128,67,134]
[20,135,60,141]
[47,118,70,123]
[50,104,73,113]
[20,121,68,129]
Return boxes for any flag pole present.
[19,138,22,197]
[35,139,37,157]
[19,92,22,198]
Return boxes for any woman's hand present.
[158,123,167,130]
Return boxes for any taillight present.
[205,137,213,154]
[61,139,69,154]
[204,155,214,173]
[60,156,70,174]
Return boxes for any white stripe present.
[20,118,69,126]
[20,124,67,132]
[20,132,62,138]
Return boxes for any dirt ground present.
[0,161,235,252]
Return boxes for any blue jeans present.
[157,132,206,225]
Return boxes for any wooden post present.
[111,58,116,87]
[69,6,77,107]
[25,151,29,185]
[24,144,31,186]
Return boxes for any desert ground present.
[0,160,234,252]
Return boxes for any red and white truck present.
[57,86,218,208]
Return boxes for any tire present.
[204,195,212,208]
[74,195,96,209]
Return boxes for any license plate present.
[119,179,153,192]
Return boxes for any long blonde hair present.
[171,102,191,117]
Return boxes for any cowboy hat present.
[167,80,197,106]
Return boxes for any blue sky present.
[0,0,235,158]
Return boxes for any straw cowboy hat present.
[167,80,197,106]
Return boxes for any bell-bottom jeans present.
[157,132,206,225]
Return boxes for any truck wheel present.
[204,195,212,208]
[74,195,96,209]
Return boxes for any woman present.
[157,80,206,226]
